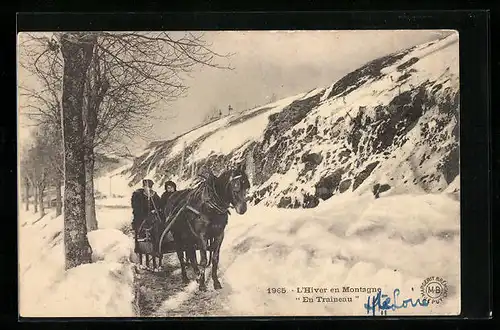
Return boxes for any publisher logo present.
[420,276,448,304]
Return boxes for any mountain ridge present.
[122,32,460,209]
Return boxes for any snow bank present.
[88,229,135,264]
[19,209,137,317]
[24,261,136,317]
[94,204,133,233]
[217,192,460,316]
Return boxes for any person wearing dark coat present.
[131,179,161,241]
[159,180,177,210]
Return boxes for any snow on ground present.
[382,32,459,78]
[88,229,135,264]
[18,201,137,317]
[19,175,460,317]
[169,116,233,158]
[314,33,459,124]
[93,166,148,231]
[95,164,135,198]
[193,91,311,160]
[244,91,310,116]
[215,192,460,316]
[444,175,460,194]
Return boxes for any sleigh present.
[133,206,216,258]
[134,228,216,255]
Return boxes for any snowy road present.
[95,202,233,317]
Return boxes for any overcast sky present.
[18,30,453,154]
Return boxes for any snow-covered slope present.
[122,32,459,209]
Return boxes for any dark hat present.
[164,180,176,190]
[142,179,154,188]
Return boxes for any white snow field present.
[18,204,137,317]
[192,91,311,160]
[18,165,460,317]
[217,191,460,316]
[92,168,460,317]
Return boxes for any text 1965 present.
[267,287,287,294]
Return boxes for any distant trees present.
[19,31,231,269]
[20,121,63,217]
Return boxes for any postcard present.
[18,30,460,317]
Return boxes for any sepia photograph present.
[17,30,460,317]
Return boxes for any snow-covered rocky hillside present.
[122,32,459,209]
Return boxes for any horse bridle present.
[156,171,247,261]
[198,172,244,215]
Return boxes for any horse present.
[158,164,250,291]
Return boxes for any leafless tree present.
[19,122,63,218]
[59,32,95,269]
[19,31,232,269]
[19,145,34,212]
[19,31,233,231]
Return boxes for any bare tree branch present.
[18,31,233,170]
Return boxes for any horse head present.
[222,163,250,215]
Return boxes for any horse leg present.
[196,233,209,291]
[145,254,150,269]
[173,234,189,283]
[158,254,163,270]
[176,249,189,283]
[211,233,225,290]
[186,248,200,278]
[152,222,161,271]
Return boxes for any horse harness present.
[157,173,243,256]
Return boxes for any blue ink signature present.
[364,289,429,316]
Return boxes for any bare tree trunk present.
[24,179,30,211]
[85,152,97,231]
[55,178,62,217]
[82,49,108,232]
[39,184,45,217]
[34,184,38,213]
[60,32,96,270]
